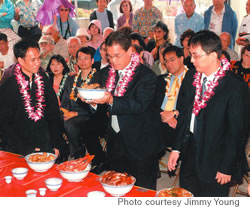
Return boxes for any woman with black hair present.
[46,54,70,105]
[147,20,169,61]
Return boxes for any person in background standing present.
[14,0,42,42]
[56,3,79,39]
[204,0,238,49]
[90,0,114,32]
[0,0,14,29]
[117,0,133,29]
[174,0,204,47]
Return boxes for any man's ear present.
[17,57,24,66]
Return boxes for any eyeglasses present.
[107,51,127,61]
[164,58,177,64]
[190,53,207,59]
[60,8,69,12]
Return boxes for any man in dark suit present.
[168,30,249,196]
[89,30,163,190]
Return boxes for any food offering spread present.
[27,152,55,162]
[156,187,193,197]
[101,171,135,186]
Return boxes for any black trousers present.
[107,128,158,190]
[18,25,41,42]
[179,136,230,197]
[64,115,106,164]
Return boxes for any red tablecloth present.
[0,151,156,197]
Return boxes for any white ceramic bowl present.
[12,167,28,180]
[77,88,106,100]
[45,178,62,191]
[99,176,136,197]
[26,189,37,197]
[25,152,56,172]
[59,164,91,182]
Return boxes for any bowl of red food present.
[99,171,136,197]
[57,154,94,182]
[156,187,193,197]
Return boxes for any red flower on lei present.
[106,53,140,97]
[15,64,45,122]
[192,58,230,116]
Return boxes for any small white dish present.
[87,191,105,197]
[4,176,12,184]
[12,167,28,180]
[45,178,62,191]
[26,189,37,197]
[39,188,47,196]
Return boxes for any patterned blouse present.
[15,0,41,28]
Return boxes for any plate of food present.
[77,83,106,100]
[156,187,193,197]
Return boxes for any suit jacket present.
[173,69,249,183]
[92,64,164,160]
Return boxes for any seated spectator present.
[236,0,250,47]
[87,20,104,50]
[231,44,250,87]
[39,35,55,70]
[76,28,90,47]
[46,54,70,105]
[220,32,238,61]
[42,24,69,59]
[0,0,14,29]
[174,0,204,47]
[94,27,114,62]
[117,0,133,29]
[0,32,16,77]
[66,36,81,74]
[148,20,169,61]
[151,42,171,76]
[93,42,109,70]
[130,32,154,67]
[180,29,195,70]
[56,4,79,39]
[90,0,114,32]
[61,47,108,173]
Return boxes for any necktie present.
[165,77,179,111]
[201,77,207,96]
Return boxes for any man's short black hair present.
[13,39,40,59]
[129,32,145,49]
[189,30,222,59]
[0,33,8,42]
[76,46,95,60]
[105,30,131,51]
[163,45,184,58]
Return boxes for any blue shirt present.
[0,0,14,29]
[175,12,204,47]
[56,16,79,39]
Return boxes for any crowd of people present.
[0,0,249,196]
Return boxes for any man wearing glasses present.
[168,30,249,196]
[89,30,163,190]
[14,0,42,42]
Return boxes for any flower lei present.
[14,64,45,122]
[192,58,230,116]
[106,53,140,96]
[70,69,97,101]
[56,73,68,97]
